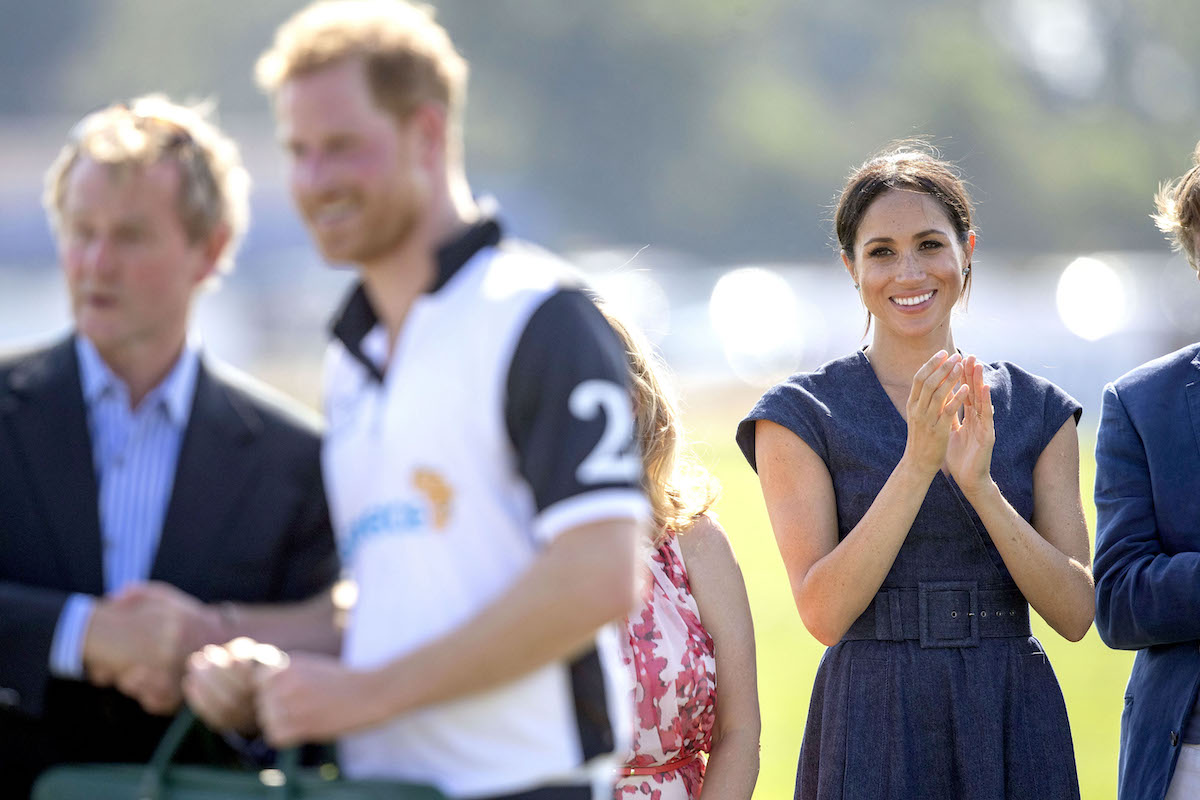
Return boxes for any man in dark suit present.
[0,95,338,796]
[1095,139,1200,800]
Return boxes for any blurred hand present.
[116,663,183,715]
[945,355,996,496]
[256,652,383,748]
[82,581,225,713]
[903,350,969,476]
[183,638,267,735]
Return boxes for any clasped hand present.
[904,350,995,495]
[184,638,379,748]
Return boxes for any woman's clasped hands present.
[903,350,995,496]
[944,353,996,498]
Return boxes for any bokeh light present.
[1007,0,1106,98]
[709,267,805,385]
[587,262,672,344]
[1055,256,1129,341]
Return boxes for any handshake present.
[82,582,285,730]
[82,581,232,715]
[83,581,360,747]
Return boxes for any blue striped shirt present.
[48,335,199,679]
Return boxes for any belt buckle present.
[918,580,979,648]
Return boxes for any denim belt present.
[842,581,1030,648]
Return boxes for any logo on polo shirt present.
[340,467,455,560]
[413,468,453,530]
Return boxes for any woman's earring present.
[853,282,861,290]
[962,265,971,277]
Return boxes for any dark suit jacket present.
[0,337,338,795]
[1094,342,1200,800]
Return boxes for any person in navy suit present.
[0,96,338,797]
[1094,139,1200,800]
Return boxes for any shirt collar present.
[430,214,502,293]
[76,335,114,406]
[75,334,200,424]
[328,215,502,382]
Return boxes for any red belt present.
[618,751,701,776]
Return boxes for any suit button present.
[1171,731,1180,747]
[0,688,19,707]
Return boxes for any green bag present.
[32,708,447,800]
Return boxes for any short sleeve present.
[1039,379,1083,455]
[505,289,649,542]
[736,378,831,473]
[997,362,1082,457]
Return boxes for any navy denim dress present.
[737,350,1082,800]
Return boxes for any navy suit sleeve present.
[0,582,70,715]
[273,455,339,601]
[0,350,92,716]
[1094,382,1200,649]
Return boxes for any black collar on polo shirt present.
[328,216,503,383]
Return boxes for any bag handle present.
[136,707,303,800]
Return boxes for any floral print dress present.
[615,532,717,799]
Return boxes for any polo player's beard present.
[347,181,427,265]
[306,176,429,266]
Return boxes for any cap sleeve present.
[1040,378,1083,454]
[995,361,1083,457]
[736,378,831,473]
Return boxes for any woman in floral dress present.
[601,309,760,799]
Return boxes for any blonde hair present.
[43,94,250,276]
[599,304,717,545]
[256,0,467,150]
[1152,140,1200,272]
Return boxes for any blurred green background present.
[2,0,1199,260]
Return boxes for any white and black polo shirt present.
[321,218,647,798]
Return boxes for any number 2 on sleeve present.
[569,379,640,484]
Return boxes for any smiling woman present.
[736,142,1095,799]
[833,144,974,339]
[846,189,972,344]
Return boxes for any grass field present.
[686,388,1132,800]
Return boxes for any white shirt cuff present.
[534,489,650,544]
[49,593,96,679]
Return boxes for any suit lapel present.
[151,360,261,598]
[1187,350,1200,462]
[1,338,104,593]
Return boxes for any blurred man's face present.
[276,58,430,266]
[58,158,212,363]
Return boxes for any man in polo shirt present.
[0,95,338,796]
[184,2,647,799]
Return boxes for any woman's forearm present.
[964,480,1095,641]
[700,725,760,799]
[797,455,936,645]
